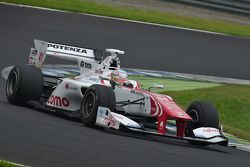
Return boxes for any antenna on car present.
[106,49,125,57]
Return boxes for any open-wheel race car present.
[4,40,228,146]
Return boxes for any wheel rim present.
[186,109,200,136]
[6,71,18,96]
[82,92,96,118]
[189,109,199,122]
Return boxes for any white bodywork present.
[193,127,226,143]
[114,87,151,117]
[47,75,149,114]
[193,127,221,138]
[96,107,141,129]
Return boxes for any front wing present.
[95,107,228,146]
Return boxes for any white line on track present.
[0,1,233,37]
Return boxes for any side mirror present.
[110,80,116,89]
[149,84,164,91]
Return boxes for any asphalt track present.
[0,3,250,167]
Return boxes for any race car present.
[4,40,228,146]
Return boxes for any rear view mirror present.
[149,84,164,91]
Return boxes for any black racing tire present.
[185,101,219,145]
[6,65,43,104]
[80,84,116,127]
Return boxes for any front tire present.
[80,84,115,127]
[6,65,43,104]
[185,101,219,145]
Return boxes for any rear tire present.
[185,101,219,145]
[6,65,43,104]
[81,84,115,127]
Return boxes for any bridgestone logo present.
[48,43,87,53]
[48,95,70,107]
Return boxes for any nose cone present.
[150,93,192,120]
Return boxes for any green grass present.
[0,160,19,167]
[129,76,221,92]
[163,84,250,141]
[1,0,250,37]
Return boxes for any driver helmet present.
[111,69,128,85]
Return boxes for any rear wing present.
[29,39,103,68]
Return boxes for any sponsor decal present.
[80,61,92,69]
[29,49,37,64]
[130,89,143,96]
[96,107,120,129]
[156,95,172,102]
[47,43,87,53]
[89,77,98,82]
[159,121,164,129]
[98,108,104,115]
[38,52,44,62]
[103,116,117,127]
[31,49,37,56]
[158,121,165,134]
[193,127,221,139]
[65,83,69,90]
[48,95,70,107]
[177,112,185,117]
[203,128,219,133]
[95,68,104,74]
[101,109,116,127]
[65,83,78,91]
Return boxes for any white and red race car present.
[4,40,228,146]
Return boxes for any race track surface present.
[0,4,250,167]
